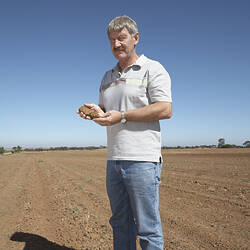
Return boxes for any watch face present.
[121,111,126,124]
[121,118,126,124]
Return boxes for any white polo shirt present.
[99,55,172,162]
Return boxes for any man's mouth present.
[114,49,124,53]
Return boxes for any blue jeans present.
[106,160,164,250]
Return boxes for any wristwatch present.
[120,111,127,124]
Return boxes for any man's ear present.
[134,32,139,46]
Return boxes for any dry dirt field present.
[0,148,249,250]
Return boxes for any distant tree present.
[0,147,4,154]
[12,145,22,153]
[243,141,250,148]
[218,138,225,148]
[222,144,236,148]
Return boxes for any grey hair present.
[107,15,138,37]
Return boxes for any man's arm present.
[124,101,172,122]
[93,101,172,126]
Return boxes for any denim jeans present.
[106,160,164,250]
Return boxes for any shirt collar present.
[112,54,147,73]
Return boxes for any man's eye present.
[119,36,126,41]
[110,36,126,43]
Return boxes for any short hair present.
[107,15,138,37]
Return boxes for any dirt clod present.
[78,105,99,119]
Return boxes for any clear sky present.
[0,0,249,149]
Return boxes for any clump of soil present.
[78,105,99,119]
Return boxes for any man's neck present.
[118,53,139,72]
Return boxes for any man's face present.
[109,28,139,62]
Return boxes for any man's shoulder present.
[140,55,168,75]
[101,67,115,82]
[102,64,118,78]
[140,55,165,70]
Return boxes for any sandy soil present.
[0,148,249,249]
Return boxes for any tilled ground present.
[0,148,249,249]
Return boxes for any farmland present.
[0,148,249,249]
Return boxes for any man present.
[78,16,172,250]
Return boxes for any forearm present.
[125,101,172,122]
[91,102,172,126]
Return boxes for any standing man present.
[78,16,172,250]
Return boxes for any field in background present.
[0,148,249,249]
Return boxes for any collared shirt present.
[99,55,172,162]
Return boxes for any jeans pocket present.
[155,162,162,185]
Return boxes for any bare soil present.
[0,148,249,249]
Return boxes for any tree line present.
[0,145,106,154]
[1,140,250,154]
[218,138,250,148]
[164,139,250,149]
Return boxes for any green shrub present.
[0,147,5,154]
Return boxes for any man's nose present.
[114,39,121,47]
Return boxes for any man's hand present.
[93,110,122,126]
[76,104,105,120]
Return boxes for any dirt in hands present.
[0,148,249,249]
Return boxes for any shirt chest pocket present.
[123,78,149,107]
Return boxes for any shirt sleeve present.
[98,73,107,106]
[99,89,104,106]
[147,61,172,103]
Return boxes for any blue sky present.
[0,0,249,149]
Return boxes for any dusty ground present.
[0,148,249,250]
